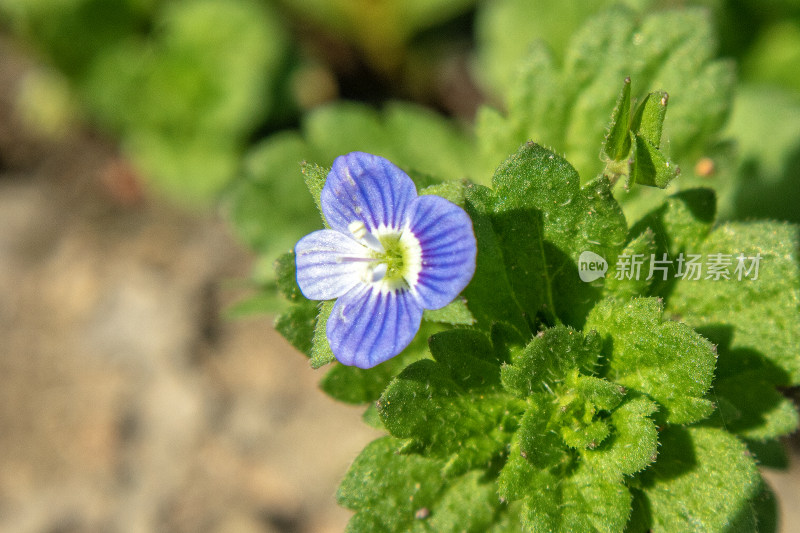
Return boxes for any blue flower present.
[295,152,477,369]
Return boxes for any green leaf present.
[228,134,321,259]
[490,322,527,366]
[80,0,289,203]
[428,329,502,386]
[602,77,632,162]
[751,480,779,533]
[310,300,336,368]
[635,426,762,533]
[301,161,330,226]
[604,229,656,300]
[555,373,626,452]
[274,300,318,356]
[274,252,302,302]
[302,102,478,182]
[422,297,475,326]
[599,78,677,189]
[723,85,800,222]
[462,184,530,334]
[488,203,550,328]
[582,396,659,480]
[475,0,639,93]
[498,389,656,532]
[666,222,800,385]
[491,143,627,327]
[281,0,475,74]
[630,134,679,188]
[477,7,734,190]
[630,91,668,148]
[501,325,602,398]
[378,357,522,474]
[631,188,717,259]
[585,297,716,424]
[743,439,788,470]
[573,375,626,412]
[559,410,610,451]
[522,463,631,533]
[418,179,469,207]
[512,398,568,473]
[336,437,444,532]
[418,472,505,532]
[623,188,716,300]
[338,437,506,533]
[361,403,384,430]
[707,372,800,440]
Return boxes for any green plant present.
[269,8,799,529]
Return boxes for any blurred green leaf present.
[279,0,476,72]
[228,134,322,256]
[741,21,800,93]
[476,6,734,205]
[475,0,649,93]
[81,0,289,203]
[724,85,800,222]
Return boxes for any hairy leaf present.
[585,297,716,424]
[310,300,336,368]
[667,222,800,385]
[582,396,659,480]
[462,184,530,334]
[522,464,631,533]
[634,426,761,533]
[274,300,318,356]
[501,325,602,397]
[378,354,522,474]
[491,143,627,327]
[337,437,500,533]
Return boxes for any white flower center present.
[347,221,422,294]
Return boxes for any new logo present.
[578,251,608,282]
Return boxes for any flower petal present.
[407,195,477,309]
[295,229,371,300]
[327,284,423,368]
[320,152,417,234]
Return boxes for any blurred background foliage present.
[1,0,799,300]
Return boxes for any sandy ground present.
[1,36,798,533]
